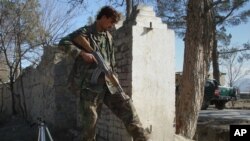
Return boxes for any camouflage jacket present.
[58,23,115,94]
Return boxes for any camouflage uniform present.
[58,23,149,141]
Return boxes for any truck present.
[201,79,239,110]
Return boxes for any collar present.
[91,22,106,36]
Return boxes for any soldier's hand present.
[80,51,97,64]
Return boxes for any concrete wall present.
[131,5,175,141]
[95,17,133,141]
[208,72,226,86]
[0,53,9,83]
[96,5,175,141]
[0,47,77,129]
[0,5,176,141]
[0,84,12,116]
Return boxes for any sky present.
[59,0,250,72]
[175,2,250,72]
[175,15,250,89]
[51,0,250,88]
[175,22,250,72]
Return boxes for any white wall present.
[131,5,176,141]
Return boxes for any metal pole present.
[46,127,54,141]
[37,119,54,141]
[40,123,46,141]
[38,126,41,141]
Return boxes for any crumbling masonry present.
[0,5,175,141]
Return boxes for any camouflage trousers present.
[79,85,149,141]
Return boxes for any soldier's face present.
[100,16,115,31]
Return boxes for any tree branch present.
[219,48,250,54]
[212,0,229,8]
[216,7,237,25]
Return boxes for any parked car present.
[201,79,239,110]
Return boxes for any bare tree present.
[65,0,152,19]
[0,0,43,115]
[39,0,77,46]
[0,0,77,116]
[220,43,250,86]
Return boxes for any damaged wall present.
[0,5,176,141]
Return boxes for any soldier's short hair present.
[96,6,121,23]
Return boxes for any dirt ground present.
[0,115,76,141]
[0,116,37,141]
[225,99,250,109]
[1,99,249,141]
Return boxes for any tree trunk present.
[20,75,28,118]
[212,39,220,83]
[176,0,215,139]
[126,0,133,19]
[10,78,17,115]
[0,87,3,113]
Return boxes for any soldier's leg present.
[79,89,104,141]
[103,88,149,141]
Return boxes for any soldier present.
[58,6,151,141]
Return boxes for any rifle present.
[79,34,130,101]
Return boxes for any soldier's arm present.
[58,37,82,60]
[58,26,95,63]
[72,35,97,64]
